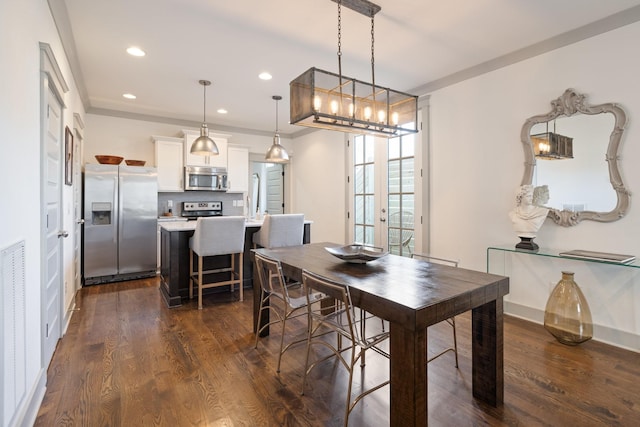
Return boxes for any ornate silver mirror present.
[520,89,630,226]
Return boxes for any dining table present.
[252,242,510,426]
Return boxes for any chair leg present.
[451,317,459,368]
[276,311,288,373]
[189,249,194,299]
[198,256,204,310]
[238,252,244,302]
[254,289,266,349]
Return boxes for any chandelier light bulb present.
[313,96,322,112]
[330,100,339,114]
[363,106,372,120]
[391,112,399,125]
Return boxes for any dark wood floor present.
[35,277,640,426]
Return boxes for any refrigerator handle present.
[115,173,121,244]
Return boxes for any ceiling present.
[51,0,640,136]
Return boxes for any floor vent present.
[1,240,27,427]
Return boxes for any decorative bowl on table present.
[95,155,123,165]
[325,244,388,264]
[125,159,146,166]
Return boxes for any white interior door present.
[73,128,83,291]
[266,164,284,214]
[42,82,64,366]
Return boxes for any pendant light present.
[265,95,290,163]
[289,0,418,137]
[190,80,219,156]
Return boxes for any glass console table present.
[487,245,640,273]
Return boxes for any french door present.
[348,123,422,256]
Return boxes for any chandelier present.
[532,122,573,160]
[289,0,418,137]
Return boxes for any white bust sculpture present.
[509,184,549,238]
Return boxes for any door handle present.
[77,219,85,225]
[380,218,386,222]
[57,230,69,238]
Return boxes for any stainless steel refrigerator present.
[83,164,158,284]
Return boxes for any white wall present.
[290,131,348,245]
[428,21,640,350]
[0,1,86,426]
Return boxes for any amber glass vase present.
[544,271,593,345]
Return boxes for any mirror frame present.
[520,88,630,227]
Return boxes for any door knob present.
[380,218,386,222]
[57,230,69,238]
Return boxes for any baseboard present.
[505,301,639,353]
[13,368,46,427]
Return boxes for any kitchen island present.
[159,219,311,307]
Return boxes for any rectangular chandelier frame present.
[290,67,419,137]
[531,132,574,160]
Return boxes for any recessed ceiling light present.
[126,46,146,57]
[258,72,272,80]
[217,108,228,114]
[123,93,136,99]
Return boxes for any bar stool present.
[189,216,246,309]
[253,213,304,249]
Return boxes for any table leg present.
[389,323,428,426]
[471,298,504,406]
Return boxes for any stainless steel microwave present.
[184,166,228,191]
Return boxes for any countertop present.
[159,218,312,232]
[160,218,264,231]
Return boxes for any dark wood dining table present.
[252,242,509,426]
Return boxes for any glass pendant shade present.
[190,124,219,156]
[544,271,593,345]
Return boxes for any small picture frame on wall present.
[64,126,73,186]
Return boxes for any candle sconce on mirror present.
[520,89,630,227]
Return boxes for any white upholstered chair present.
[412,253,460,367]
[189,216,246,309]
[253,213,304,249]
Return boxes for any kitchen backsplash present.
[158,192,245,217]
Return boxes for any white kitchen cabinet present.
[153,136,184,192]
[227,145,249,193]
[182,129,229,168]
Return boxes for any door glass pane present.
[355,165,364,194]
[355,195,364,223]
[401,158,414,193]
[388,138,400,160]
[365,195,374,224]
[364,136,375,162]
[364,164,374,193]
[355,137,364,164]
[388,159,400,194]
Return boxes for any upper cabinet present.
[182,129,229,168]
[153,136,184,192]
[227,145,249,193]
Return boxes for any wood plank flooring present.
[35,277,640,426]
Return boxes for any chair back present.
[302,269,360,343]
[254,252,290,299]
[388,211,414,246]
[253,213,304,248]
[190,216,246,256]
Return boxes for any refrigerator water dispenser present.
[91,202,112,225]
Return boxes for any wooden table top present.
[255,242,510,331]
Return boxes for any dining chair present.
[412,253,459,367]
[388,211,414,256]
[301,269,390,427]
[253,252,324,373]
[189,216,246,309]
[252,213,305,249]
